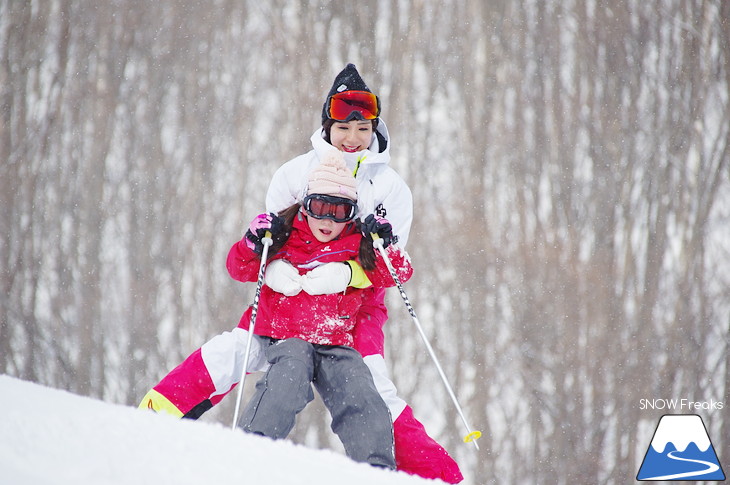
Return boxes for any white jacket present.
[265,120,413,248]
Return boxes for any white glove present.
[301,262,352,295]
[264,259,302,296]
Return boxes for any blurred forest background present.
[2,1,730,483]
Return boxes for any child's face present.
[306,215,347,243]
[329,120,373,153]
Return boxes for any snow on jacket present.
[265,120,413,248]
[227,212,413,347]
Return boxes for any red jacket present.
[227,213,413,347]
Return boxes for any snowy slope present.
[0,375,436,485]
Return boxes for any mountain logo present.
[637,414,725,481]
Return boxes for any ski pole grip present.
[262,230,273,246]
[371,232,384,249]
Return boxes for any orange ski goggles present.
[326,90,380,122]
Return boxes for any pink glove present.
[361,214,396,248]
[245,213,284,254]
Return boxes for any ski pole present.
[231,231,273,431]
[372,234,482,450]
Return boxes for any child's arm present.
[367,245,413,288]
[226,237,263,283]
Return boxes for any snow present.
[0,375,436,485]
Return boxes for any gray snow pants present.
[237,337,395,469]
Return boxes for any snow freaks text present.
[639,398,724,411]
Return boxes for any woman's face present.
[306,215,347,243]
[329,120,373,153]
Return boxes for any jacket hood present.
[310,120,391,172]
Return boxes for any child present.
[228,154,412,468]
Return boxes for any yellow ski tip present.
[464,430,482,443]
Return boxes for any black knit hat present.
[321,64,375,124]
